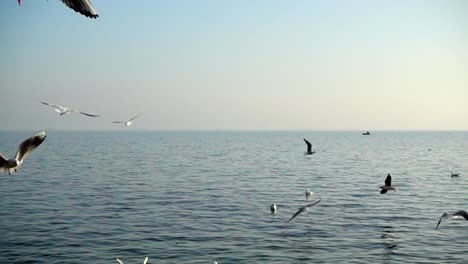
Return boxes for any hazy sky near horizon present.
[1,0,467,130]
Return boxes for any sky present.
[1,0,467,131]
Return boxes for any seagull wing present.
[59,0,99,18]
[453,210,468,220]
[14,131,47,165]
[304,199,322,209]
[303,138,312,152]
[385,174,392,186]
[115,258,124,264]
[0,152,7,168]
[40,101,67,111]
[129,114,141,122]
[287,208,303,223]
[436,217,442,229]
[112,121,126,124]
[143,257,149,264]
[79,111,100,117]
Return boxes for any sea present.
[0,131,467,264]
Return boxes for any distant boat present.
[362,131,371,135]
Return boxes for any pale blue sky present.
[1,0,467,130]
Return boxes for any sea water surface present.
[0,131,467,263]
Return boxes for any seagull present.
[287,199,321,223]
[115,257,148,264]
[380,173,396,194]
[270,203,277,214]
[113,114,141,126]
[305,189,313,199]
[362,131,371,135]
[18,0,99,19]
[436,210,468,229]
[303,138,316,155]
[1,131,46,175]
[451,172,460,178]
[40,101,99,117]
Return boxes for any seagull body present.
[18,0,99,19]
[380,174,396,194]
[287,199,321,223]
[303,138,316,155]
[113,114,141,126]
[436,210,468,229]
[115,257,148,264]
[40,101,99,117]
[451,172,460,178]
[305,189,313,199]
[270,203,277,214]
[362,131,371,135]
[0,131,47,175]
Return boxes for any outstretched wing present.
[287,209,303,223]
[143,257,149,264]
[303,138,312,152]
[79,111,100,117]
[59,0,99,18]
[304,199,321,209]
[14,131,47,165]
[454,210,468,220]
[0,152,7,168]
[115,258,124,264]
[112,121,125,124]
[129,114,141,122]
[40,101,66,111]
[385,174,392,186]
[436,217,443,229]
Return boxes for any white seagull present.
[113,114,141,126]
[40,101,100,117]
[115,257,148,264]
[18,0,99,19]
[303,138,316,155]
[270,203,277,214]
[380,174,396,194]
[436,210,468,229]
[0,131,47,175]
[287,199,321,223]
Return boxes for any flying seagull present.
[303,138,316,155]
[451,172,460,178]
[18,0,99,19]
[40,101,99,117]
[436,210,468,229]
[287,199,321,223]
[116,257,148,264]
[380,174,396,194]
[305,189,313,200]
[270,203,277,214]
[113,114,141,126]
[1,131,47,175]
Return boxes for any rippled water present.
[1,131,467,263]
